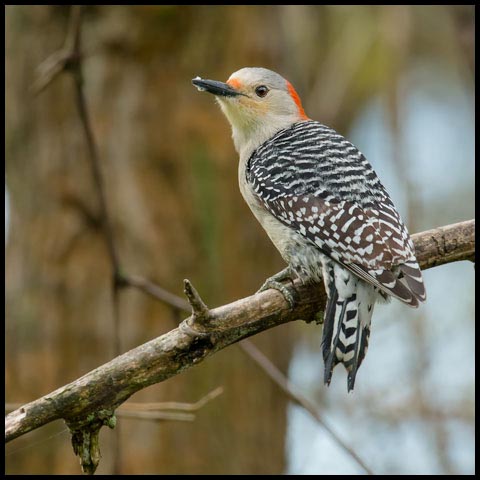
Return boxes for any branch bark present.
[5,219,475,447]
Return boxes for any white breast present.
[237,154,325,283]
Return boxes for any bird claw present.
[257,278,298,309]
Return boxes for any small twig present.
[120,386,224,413]
[183,278,210,324]
[117,386,223,422]
[238,340,374,475]
[30,6,83,95]
[31,50,72,94]
[117,411,195,422]
[125,274,190,313]
[70,39,122,284]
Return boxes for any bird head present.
[192,67,309,155]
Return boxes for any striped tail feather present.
[322,267,375,392]
[398,260,427,304]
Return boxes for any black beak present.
[192,77,243,97]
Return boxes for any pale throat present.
[219,101,301,158]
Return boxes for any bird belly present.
[254,207,326,284]
[238,158,326,283]
[285,234,327,283]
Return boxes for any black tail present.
[321,278,373,392]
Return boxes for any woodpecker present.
[192,67,426,391]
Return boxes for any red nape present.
[286,81,309,120]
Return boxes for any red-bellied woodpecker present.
[192,67,426,391]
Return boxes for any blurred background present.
[5,5,474,475]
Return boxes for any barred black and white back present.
[246,120,426,390]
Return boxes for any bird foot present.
[257,268,298,309]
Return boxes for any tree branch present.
[5,219,475,447]
[411,219,475,267]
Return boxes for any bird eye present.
[255,85,269,98]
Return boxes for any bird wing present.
[247,121,426,306]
